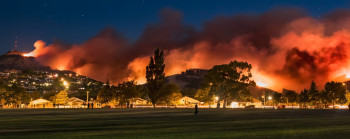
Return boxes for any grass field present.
[1,108,350,139]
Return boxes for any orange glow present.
[22,40,46,57]
[24,11,350,92]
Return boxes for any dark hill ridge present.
[166,69,208,89]
[0,50,50,71]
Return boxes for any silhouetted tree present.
[345,92,350,105]
[273,93,285,106]
[116,80,139,107]
[195,87,214,107]
[146,48,165,108]
[204,60,255,108]
[283,89,298,108]
[324,81,346,109]
[299,89,309,108]
[44,91,57,101]
[181,87,197,97]
[31,90,42,100]
[97,79,113,104]
[309,80,319,104]
[317,90,330,108]
[160,83,182,107]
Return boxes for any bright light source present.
[22,53,34,57]
[256,81,267,87]
[63,80,69,89]
[215,96,219,100]
[268,96,272,100]
[231,102,238,108]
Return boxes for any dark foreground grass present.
[1,108,350,139]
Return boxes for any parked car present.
[277,105,286,109]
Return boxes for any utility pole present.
[263,91,266,108]
[14,36,18,51]
[345,81,348,92]
[86,91,89,109]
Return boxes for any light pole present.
[262,91,266,108]
[215,96,219,108]
[343,82,348,93]
[86,91,89,109]
[209,83,213,108]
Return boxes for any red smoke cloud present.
[25,8,350,92]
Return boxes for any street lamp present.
[268,96,272,100]
[343,82,348,93]
[63,80,69,89]
[215,96,219,108]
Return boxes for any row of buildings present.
[3,96,264,109]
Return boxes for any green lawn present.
[1,108,350,138]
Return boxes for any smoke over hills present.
[24,8,350,91]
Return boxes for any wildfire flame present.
[23,41,46,57]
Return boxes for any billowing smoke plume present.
[26,8,350,91]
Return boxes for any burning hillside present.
[23,8,350,91]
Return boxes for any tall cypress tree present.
[299,89,309,108]
[146,48,165,108]
[309,80,318,104]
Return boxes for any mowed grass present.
[1,108,350,139]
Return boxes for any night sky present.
[1,0,350,54]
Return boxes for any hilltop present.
[0,50,50,71]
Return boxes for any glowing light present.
[23,53,34,57]
[44,83,50,86]
[63,81,68,86]
[268,96,272,100]
[231,102,239,108]
[256,81,267,88]
[215,96,219,100]
[63,80,69,89]
[57,66,66,71]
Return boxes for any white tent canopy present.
[30,98,52,105]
